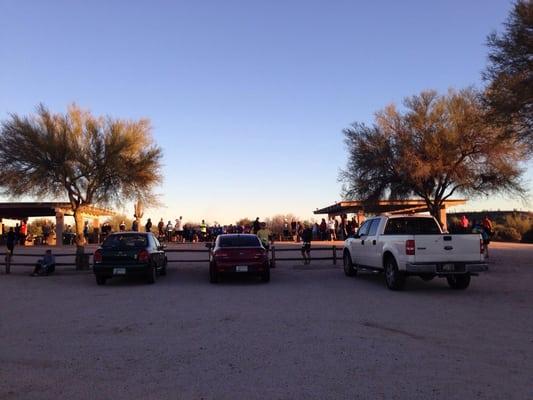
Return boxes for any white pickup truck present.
[343,214,488,290]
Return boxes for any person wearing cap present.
[300,223,313,265]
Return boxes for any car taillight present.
[94,249,102,263]
[480,238,484,254]
[253,250,266,259]
[405,240,415,255]
[138,250,150,263]
[214,251,229,258]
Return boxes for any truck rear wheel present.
[384,257,405,290]
[343,251,357,277]
[446,273,471,290]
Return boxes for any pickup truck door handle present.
[361,240,365,245]
[444,246,453,250]
[372,240,376,245]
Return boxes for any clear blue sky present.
[0,0,530,224]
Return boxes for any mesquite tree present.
[483,0,533,150]
[340,89,527,227]
[0,104,163,249]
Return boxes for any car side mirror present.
[351,233,360,239]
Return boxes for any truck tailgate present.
[413,234,483,263]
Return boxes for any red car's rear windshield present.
[103,234,148,248]
[218,235,261,248]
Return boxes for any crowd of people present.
[3,213,497,276]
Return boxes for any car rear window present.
[218,235,261,247]
[103,234,148,248]
[383,218,441,235]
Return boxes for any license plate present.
[113,268,126,275]
[441,263,454,272]
[236,265,248,272]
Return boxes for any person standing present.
[300,223,313,265]
[20,220,27,245]
[312,223,319,240]
[145,218,152,233]
[83,221,90,243]
[253,217,261,234]
[283,219,290,240]
[174,217,183,243]
[319,218,327,241]
[119,221,126,231]
[157,218,165,238]
[291,219,297,241]
[131,219,139,232]
[482,216,494,258]
[328,218,336,241]
[6,227,15,256]
[257,222,272,250]
[460,215,470,233]
[200,220,207,242]
[166,220,173,242]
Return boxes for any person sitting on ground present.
[300,223,313,265]
[257,222,272,250]
[31,249,56,276]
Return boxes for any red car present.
[209,234,270,283]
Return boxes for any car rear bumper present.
[214,261,268,274]
[93,263,150,277]
[406,262,488,274]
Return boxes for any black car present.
[93,232,167,285]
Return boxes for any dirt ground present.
[0,241,532,400]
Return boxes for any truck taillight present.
[138,250,150,263]
[405,240,416,255]
[94,249,102,263]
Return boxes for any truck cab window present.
[367,219,380,236]
[358,220,371,237]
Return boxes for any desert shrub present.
[521,228,533,244]
[493,225,522,242]
[504,214,531,235]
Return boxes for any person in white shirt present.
[174,216,184,243]
[328,218,337,241]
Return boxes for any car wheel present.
[261,266,270,283]
[146,264,156,284]
[209,263,219,284]
[384,256,405,291]
[343,251,357,277]
[96,275,106,286]
[446,273,471,290]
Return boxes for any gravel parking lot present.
[1,242,532,400]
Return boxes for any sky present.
[0,0,531,225]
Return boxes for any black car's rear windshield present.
[218,235,261,247]
[383,218,441,235]
[102,234,148,248]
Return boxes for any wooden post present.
[270,245,276,269]
[332,245,337,265]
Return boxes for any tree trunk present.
[429,201,445,229]
[73,209,89,270]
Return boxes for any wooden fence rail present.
[1,245,340,273]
